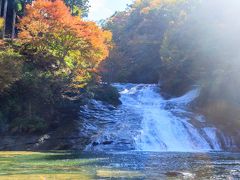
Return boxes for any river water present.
[83,151,240,179]
[77,83,240,179]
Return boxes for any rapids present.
[80,84,235,152]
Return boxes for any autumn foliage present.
[0,0,113,133]
[18,0,112,87]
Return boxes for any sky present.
[88,0,133,21]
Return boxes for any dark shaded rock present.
[192,95,240,150]
[165,171,182,177]
[102,141,113,145]
[0,83,123,151]
[92,142,99,146]
[160,78,193,99]
[93,84,121,106]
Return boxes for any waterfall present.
[81,83,228,152]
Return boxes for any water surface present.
[0,151,239,179]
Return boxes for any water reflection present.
[0,152,239,179]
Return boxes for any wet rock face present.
[77,99,141,151]
[92,84,121,106]
[165,171,196,179]
[0,120,81,151]
[79,83,237,152]
[0,95,86,151]
[192,97,240,150]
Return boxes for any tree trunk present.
[2,0,8,39]
[0,0,2,16]
[11,1,16,40]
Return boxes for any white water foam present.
[82,83,227,152]
[116,84,222,152]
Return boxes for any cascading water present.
[80,83,232,152]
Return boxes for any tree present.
[2,0,7,38]
[64,0,89,17]
[0,48,22,92]
[2,0,89,40]
[18,0,112,88]
[101,0,184,83]
[0,0,109,133]
[0,0,2,15]
[11,0,17,39]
